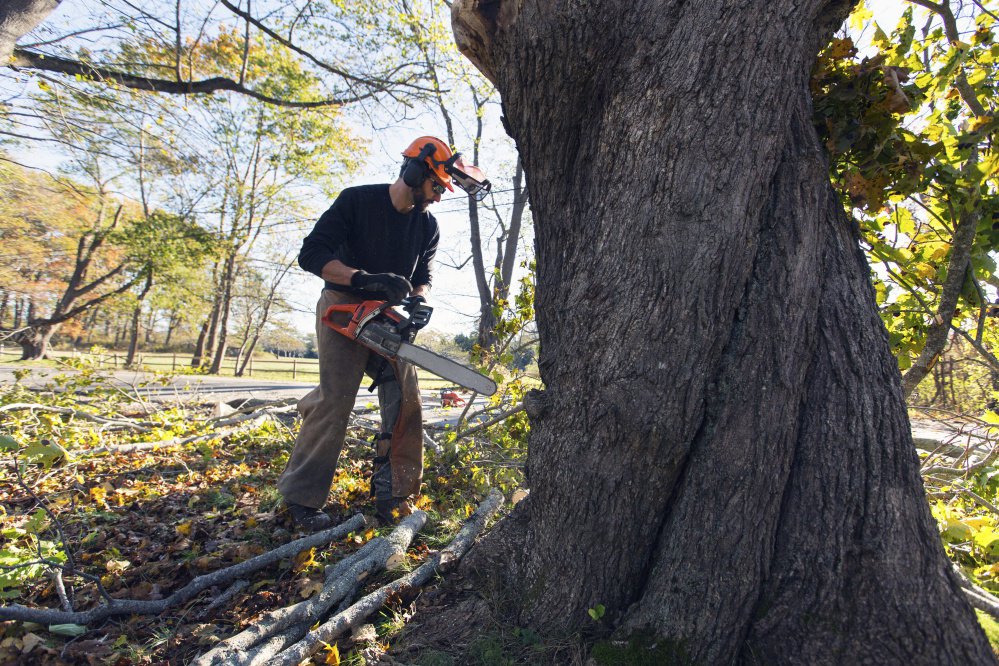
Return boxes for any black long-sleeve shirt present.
[298,185,439,296]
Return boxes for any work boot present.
[375,497,413,525]
[287,503,334,531]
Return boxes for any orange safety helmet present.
[401,136,454,192]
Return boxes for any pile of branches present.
[0,487,503,664]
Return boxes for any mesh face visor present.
[446,156,492,202]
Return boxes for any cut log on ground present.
[0,515,365,625]
[269,489,504,666]
[194,512,429,666]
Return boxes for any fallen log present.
[194,512,428,666]
[0,514,365,625]
[86,408,287,455]
[269,489,504,666]
[0,403,156,431]
[952,563,999,618]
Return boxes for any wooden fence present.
[0,347,320,380]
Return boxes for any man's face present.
[411,176,443,212]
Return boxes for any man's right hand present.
[351,270,413,304]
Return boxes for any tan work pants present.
[277,289,424,509]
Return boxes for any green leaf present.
[21,441,66,468]
[588,603,606,621]
[0,435,18,451]
[48,624,87,637]
[24,509,48,534]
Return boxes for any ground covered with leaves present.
[0,362,529,665]
[7,361,999,664]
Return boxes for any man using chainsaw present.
[278,136,491,529]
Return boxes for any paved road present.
[0,365,483,427]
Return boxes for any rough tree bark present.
[0,0,59,61]
[452,0,994,662]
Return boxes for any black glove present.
[350,270,412,304]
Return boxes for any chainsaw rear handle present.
[322,300,392,340]
[322,298,433,343]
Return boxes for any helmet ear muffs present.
[401,157,427,188]
[401,143,438,188]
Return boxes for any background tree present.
[230,256,295,377]
[401,0,531,352]
[815,1,998,399]
[119,211,215,366]
[452,0,993,662]
[2,0,435,108]
[0,154,150,359]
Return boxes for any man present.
[278,135,488,530]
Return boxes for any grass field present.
[0,347,465,389]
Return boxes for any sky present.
[5,0,921,341]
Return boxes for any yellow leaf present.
[970,115,994,132]
[89,486,108,507]
[105,559,130,574]
[849,1,873,33]
[323,643,341,665]
[829,37,855,59]
[914,262,937,279]
[293,547,316,573]
[175,521,193,536]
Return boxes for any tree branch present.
[0,514,365,625]
[0,403,155,431]
[269,490,504,666]
[9,48,357,109]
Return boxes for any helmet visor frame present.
[445,156,492,202]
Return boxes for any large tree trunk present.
[452,0,994,662]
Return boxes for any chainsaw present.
[321,297,497,396]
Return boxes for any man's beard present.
[411,186,429,212]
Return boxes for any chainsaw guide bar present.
[322,299,497,396]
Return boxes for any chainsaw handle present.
[322,301,392,339]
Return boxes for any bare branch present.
[9,48,357,108]
[0,514,365,625]
[268,490,504,666]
